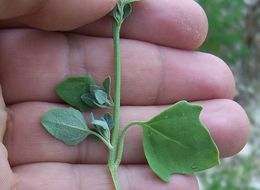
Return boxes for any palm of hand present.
[0,0,249,189]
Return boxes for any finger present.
[13,163,199,190]
[0,85,15,189]
[0,0,45,19]
[5,99,249,166]
[0,0,207,49]
[76,0,208,49]
[0,30,234,105]
[0,0,116,30]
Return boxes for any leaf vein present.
[142,123,188,148]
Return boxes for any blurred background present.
[197,0,260,189]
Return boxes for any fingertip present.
[222,100,250,157]
[172,0,208,49]
[202,99,250,158]
[191,1,208,49]
[125,0,209,50]
[198,53,235,100]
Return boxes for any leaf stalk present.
[90,131,113,150]
[115,121,143,167]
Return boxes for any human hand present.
[0,0,249,189]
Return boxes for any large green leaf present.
[41,107,90,145]
[55,75,95,111]
[140,101,220,182]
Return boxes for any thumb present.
[0,85,15,189]
[0,0,116,31]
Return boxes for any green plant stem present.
[109,20,121,163]
[109,165,121,190]
[108,20,122,190]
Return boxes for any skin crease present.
[0,0,249,189]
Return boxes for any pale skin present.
[0,0,249,189]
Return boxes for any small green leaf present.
[111,0,141,24]
[41,107,90,145]
[123,4,132,20]
[139,101,220,182]
[89,112,111,140]
[111,3,122,24]
[103,76,112,95]
[94,90,108,105]
[55,75,95,111]
[90,84,103,95]
[124,0,141,4]
[81,93,96,107]
[92,101,111,108]
[102,77,114,107]
[103,113,113,129]
[89,84,114,108]
[89,112,95,122]
[89,113,109,130]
